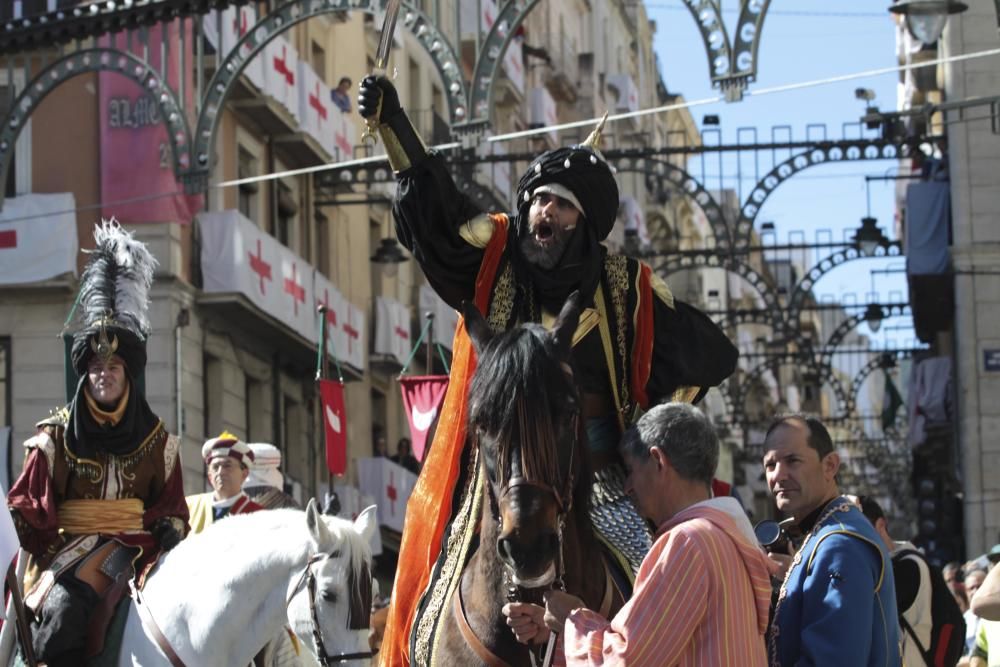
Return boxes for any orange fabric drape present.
[380,215,509,666]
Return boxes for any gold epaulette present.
[458,214,496,249]
[35,406,69,429]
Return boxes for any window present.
[0,75,31,196]
[276,181,299,250]
[312,42,326,81]
[245,375,269,443]
[202,353,224,438]
[237,146,259,221]
[315,209,330,277]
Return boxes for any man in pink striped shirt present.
[503,402,772,666]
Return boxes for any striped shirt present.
[560,500,772,666]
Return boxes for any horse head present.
[463,291,587,589]
[289,500,378,665]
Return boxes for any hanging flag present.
[881,368,904,431]
[399,375,449,462]
[319,379,348,475]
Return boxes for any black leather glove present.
[151,518,182,552]
[358,75,402,124]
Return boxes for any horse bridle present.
[287,552,374,665]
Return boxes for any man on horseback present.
[186,433,264,533]
[6,221,188,666]
[359,77,739,665]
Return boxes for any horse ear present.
[305,498,332,546]
[354,505,378,543]
[551,291,582,357]
[461,300,492,355]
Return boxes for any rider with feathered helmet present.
[358,76,739,666]
[7,220,188,666]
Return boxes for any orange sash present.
[379,215,509,666]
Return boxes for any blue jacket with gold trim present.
[769,497,902,666]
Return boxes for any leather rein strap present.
[453,582,512,667]
[131,581,186,667]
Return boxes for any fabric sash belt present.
[59,498,145,534]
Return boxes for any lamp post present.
[889,0,968,46]
[864,303,886,334]
[370,237,408,276]
[853,216,889,256]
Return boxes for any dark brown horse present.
[435,293,624,666]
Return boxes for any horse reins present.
[287,552,374,664]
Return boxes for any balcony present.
[542,33,579,104]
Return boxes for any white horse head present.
[118,500,378,667]
[287,501,378,666]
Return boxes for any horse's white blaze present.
[115,501,378,667]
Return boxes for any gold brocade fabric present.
[59,498,144,534]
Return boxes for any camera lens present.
[754,519,783,548]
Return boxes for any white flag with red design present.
[374,297,411,366]
[341,300,366,372]
[202,6,263,90]
[297,62,336,157]
[0,193,78,286]
[264,35,300,122]
[356,457,417,533]
[313,271,348,365]
[418,284,460,351]
[400,375,449,462]
[319,379,347,475]
[332,106,355,161]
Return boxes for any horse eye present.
[322,590,338,603]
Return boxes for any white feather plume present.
[78,219,157,337]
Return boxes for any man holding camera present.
[762,414,900,666]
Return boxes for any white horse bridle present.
[286,552,374,665]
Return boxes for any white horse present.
[116,499,377,667]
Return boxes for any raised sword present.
[361,0,402,145]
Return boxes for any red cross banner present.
[399,375,449,462]
[356,457,417,533]
[202,5,263,90]
[314,271,348,366]
[264,35,300,123]
[0,193,78,286]
[374,296,412,365]
[319,379,348,476]
[199,210,350,347]
[297,61,338,157]
[342,300,366,372]
[418,284,460,351]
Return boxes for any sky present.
[646,0,917,348]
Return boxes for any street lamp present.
[370,237,408,276]
[853,216,889,256]
[864,303,886,334]
[889,0,968,46]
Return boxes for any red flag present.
[399,375,449,462]
[319,379,347,475]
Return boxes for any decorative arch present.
[0,48,189,209]
[845,349,914,417]
[679,0,772,102]
[650,252,784,332]
[613,157,732,249]
[734,139,918,249]
[785,242,903,326]
[187,0,467,189]
[464,0,541,129]
[816,303,911,376]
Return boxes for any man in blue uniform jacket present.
[762,414,901,666]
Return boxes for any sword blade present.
[374,0,402,73]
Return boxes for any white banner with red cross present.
[0,193,78,286]
[399,375,449,462]
[341,299,366,372]
[418,284,459,351]
[313,270,348,367]
[356,457,417,533]
[297,61,337,157]
[202,5,264,90]
[198,209,318,344]
[332,105,355,162]
[263,35,300,123]
[374,296,412,366]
